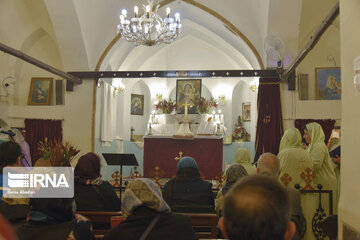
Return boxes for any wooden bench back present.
[74,211,123,237]
[185,213,219,239]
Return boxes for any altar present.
[143,135,223,179]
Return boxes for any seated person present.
[74,152,121,211]
[104,178,197,240]
[163,156,214,213]
[218,175,296,240]
[0,141,30,224]
[215,163,247,216]
[234,148,256,175]
[16,198,94,240]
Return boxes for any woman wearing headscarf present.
[233,148,256,175]
[104,178,197,240]
[278,128,313,188]
[162,156,214,213]
[11,128,32,167]
[215,164,247,217]
[16,198,94,240]
[303,122,338,213]
[74,152,121,211]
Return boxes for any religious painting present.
[176,79,202,114]
[242,102,251,122]
[316,67,341,100]
[27,78,53,105]
[131,94,144,115]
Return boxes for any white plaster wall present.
[338,0,360,236]
[232,79,257,140]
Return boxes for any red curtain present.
[294,119,336,144]
[25,119,63,165]
[254,77,283,163]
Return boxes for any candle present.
[212,110,215,122]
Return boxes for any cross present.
[280,173,292,187]
[174,151,183,161]
[111,170,121,187]
[130,166,143,179]
[181,98,192,121]
[300,167,316,190]
[150,166,165,188]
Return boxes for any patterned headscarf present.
[279,128,303,152]
[234,148,252,166]
[122,178,170,218]
[306,122,326,152]
[177,156,198,170]
[225,163,248,184]
[74,152,102,185]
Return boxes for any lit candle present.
[166,7,170,18]
[134,6,138,17]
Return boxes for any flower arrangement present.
[38,138,80,166]
[232,116,248,140]
[155,98,176,114]
[196,97,218,114]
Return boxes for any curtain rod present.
[8,116,64,121]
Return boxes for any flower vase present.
[163,114,174,124]
[200,114,208,122]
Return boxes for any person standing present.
[303,122,338,213]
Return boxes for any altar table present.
[143,136,223,179]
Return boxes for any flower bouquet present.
[155,98,176,114]
[232,116,248,141]
[196,97,218,114]
[38,138,80,166]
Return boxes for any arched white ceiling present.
[114,19,255,71]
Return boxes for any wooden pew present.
[186,213,218,239]
[75,211,123,239]
[110,213,218,239]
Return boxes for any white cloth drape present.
[100,82,117,147]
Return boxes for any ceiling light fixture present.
[116,0,182,46]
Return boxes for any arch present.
[92,1,265,149]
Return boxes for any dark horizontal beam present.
[68,70,279,79]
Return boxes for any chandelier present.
[116,0,182,46]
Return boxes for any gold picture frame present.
[131,94,144,115]
[176,79,202,114]
[27,77,53,105]
[242,102,251,122]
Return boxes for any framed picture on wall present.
[27,77,53,105]
[176,79,202,114]
[131,94,144,115]
[315,67,341,100]
[242,102,251,122]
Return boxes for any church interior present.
[0,0,360,239]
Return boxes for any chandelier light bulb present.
[121,9,127,17]
[144,25,149,34]
[175,13,180,21]
[119,15,125,23]
[166,7,170,17]
[134,6,138,17]
[156,24,160,32]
